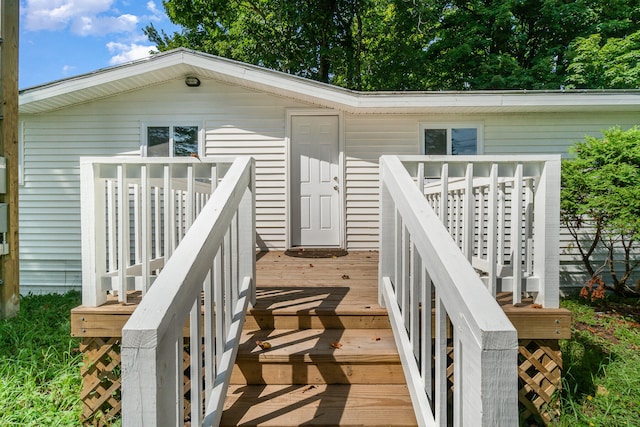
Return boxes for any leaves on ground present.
[255,340,272,350]
[302,385,316,393]
[330,342,343,349]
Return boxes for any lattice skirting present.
[79,337,197,426]
[518,339,562,425]
[80,337,121,426]
[79,337,562,425]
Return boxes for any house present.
[18,48,640,295]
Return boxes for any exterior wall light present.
[185,76,201,87]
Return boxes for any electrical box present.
[0,203,7,233]
[0,157,5,194]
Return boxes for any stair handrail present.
[379,155,518,426]
[121,156,256,427]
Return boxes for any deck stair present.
[220,251,418,427]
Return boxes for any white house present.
[18,48,640,294]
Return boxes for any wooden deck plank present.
[221,384,418,427]
[237,328,399,363]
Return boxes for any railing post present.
[533,158,561,307]
[379,158,395,308]
[117,164,129,303]
[487,164,498,296]
[511,163,523,304]
[238,158,256,305]
[141,164,151,295]
[80,160,108,307]
[462,163,474,261]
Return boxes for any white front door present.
[290,115,340,247]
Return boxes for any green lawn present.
[558,296,640,426]
[1,292,639,426]
[0,292,83,426]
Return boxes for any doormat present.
[284,249,349,258]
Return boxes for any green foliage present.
[567,30,640,89]
[561,127,640,294]
[145,0,640,90]
[0,292,83,426]
[559,297,640,426]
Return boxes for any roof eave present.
[18,49,640,115]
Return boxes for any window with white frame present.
[144,125,200,157]
[420,123,483,155]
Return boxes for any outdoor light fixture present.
[185,76,201,87]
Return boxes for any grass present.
[557,295,640,426]
[0,291,83,426]
[2,292,640,426]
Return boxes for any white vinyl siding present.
[20,115,140,293]
[345,116,417,250]
[201,85,314,250]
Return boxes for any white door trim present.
[285,109,345,249]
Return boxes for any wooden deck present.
[71,250,570,426]
[71,250,570,340]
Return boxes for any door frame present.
[285,109,345,249]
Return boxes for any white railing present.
[379,155,519,427]
[401,155,561,308]
[121,156,256,427]
[80,157,235,307]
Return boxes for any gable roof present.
[19,48,640,115]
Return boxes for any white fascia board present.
[181,52,360,109]
[20,55,182,103]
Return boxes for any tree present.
[422,0,603,90]
[145,0,368,88]
[145,0,640,90]
[566,30,640,89]
[561,127,640,296]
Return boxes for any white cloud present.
[23,0,138,36]
[71,13,138,36]
[62,65,77,75]
[146,1,162,18]
[107,41,157,65]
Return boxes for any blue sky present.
[19,0,180,89]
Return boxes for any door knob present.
[333,185,339,192]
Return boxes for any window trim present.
[141,122,203,157]
[419,122,484,155]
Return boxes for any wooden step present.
[221,384,418,427]
[245,309,390,330]
[231,329,403,385]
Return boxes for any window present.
[144,125,200,157]
[420,123,483,155]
